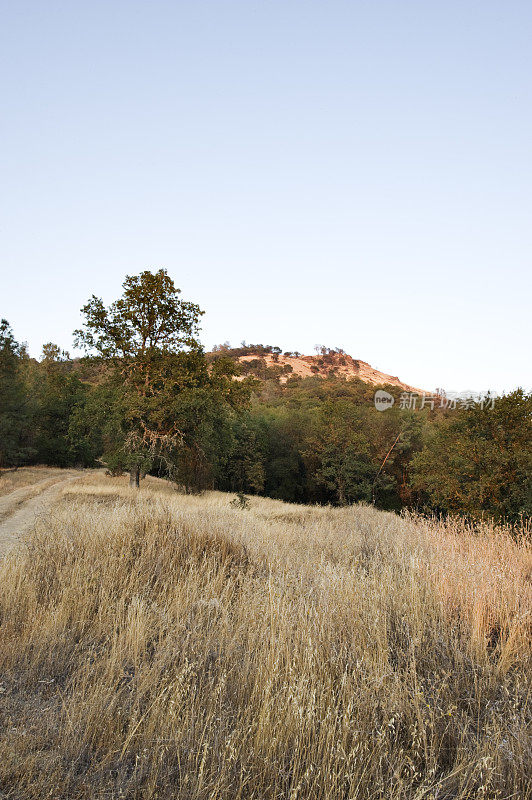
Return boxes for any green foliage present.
[219,413,265,494]
[74,269,203,361]
[3,274,530,523]
[0,320,34,467]
[240,380,425,509]
[304,399,373,505]
[29,345,87,467]
[230,491,251,510]
[67,384,130,470]
[251,407,308,502]
[74,270,207,481]
[74,270,253,488]
[411,390,532,522]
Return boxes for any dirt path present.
[0,475,81,557]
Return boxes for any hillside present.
[211,345,424,391]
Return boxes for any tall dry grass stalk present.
[0,473,530,799]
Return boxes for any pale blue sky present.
[1,1,531,392]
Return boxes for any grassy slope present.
[0,466,74,498]
[0,472,530,799]
[0,467,84,528]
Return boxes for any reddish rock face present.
[236,352,424,392]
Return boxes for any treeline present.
[1,271,530,522]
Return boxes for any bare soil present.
[0,473,83,557]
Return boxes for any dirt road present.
[0,475,81,557]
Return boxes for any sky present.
[1,0,531,394]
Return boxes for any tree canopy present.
[1,271,530,523]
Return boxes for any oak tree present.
[74,269,204,486]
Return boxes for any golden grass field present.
[0,466,71,498]
[0,470,530,799]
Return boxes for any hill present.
[209,345,424,392]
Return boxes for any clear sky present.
[1,1,531,393]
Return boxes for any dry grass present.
[0,466,70,498]
[0,467,84,526]
[0,472,530,799]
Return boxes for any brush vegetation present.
[0,473,531,799]
[1,270,531,521]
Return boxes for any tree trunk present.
[337,479,346,506]
[129,465,140,488]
